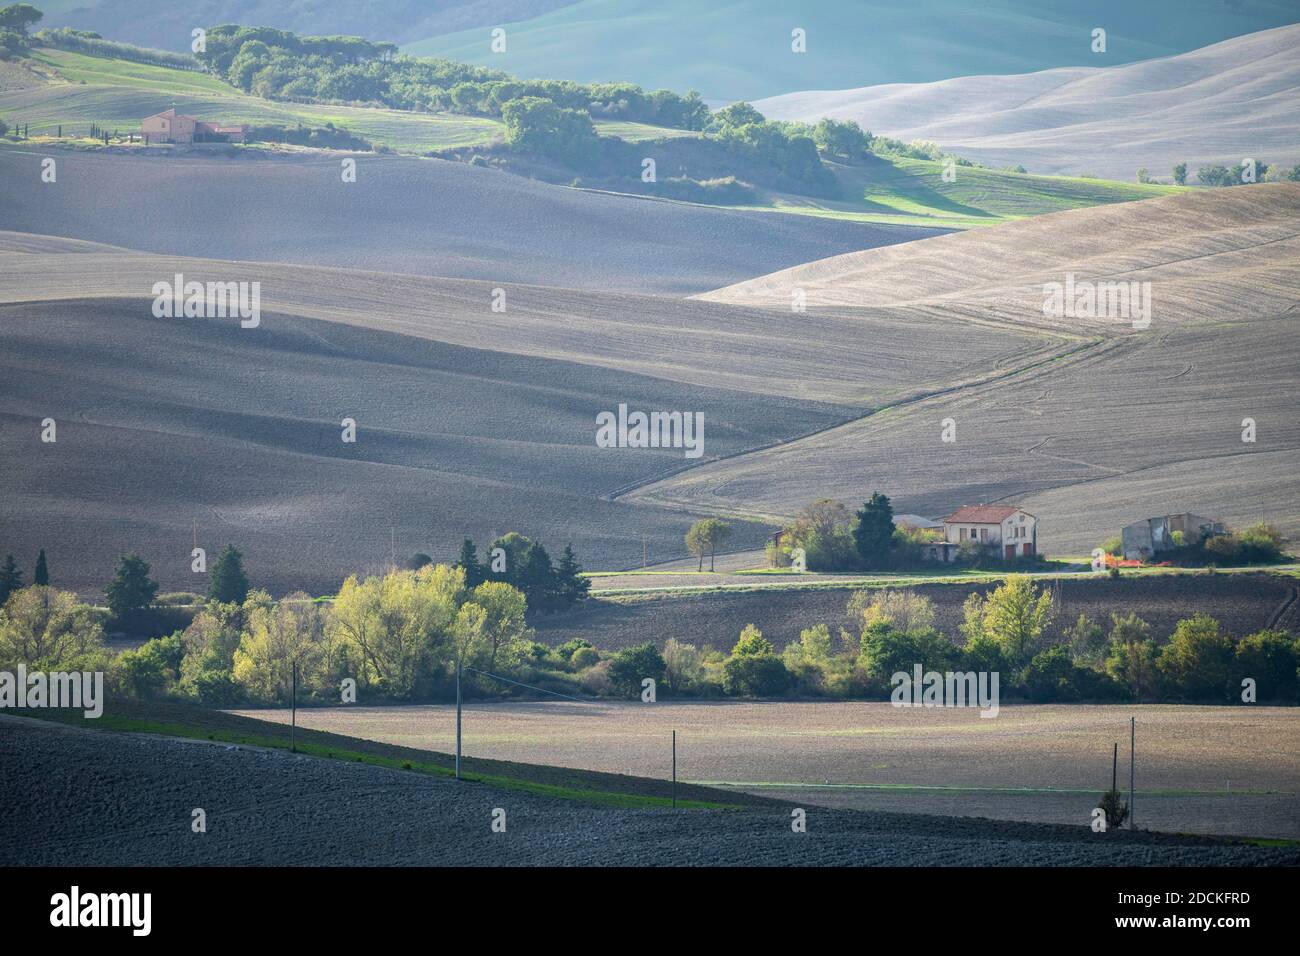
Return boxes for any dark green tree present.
[208,545,250,604]
[105,553,159,622]
[407,552,433,570]
[608,642,666,698]
[520,542,557,613]
[0,554,21,605]
[555,544,590,609]
[33,548,48,586]
[0,4,43,35]
[853,492,895,569]
[1172,162,1187,186]
[454,538,486,588]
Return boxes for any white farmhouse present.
[923,505,1037,562]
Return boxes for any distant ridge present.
[755,24,1300,181]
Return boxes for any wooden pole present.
[672,730,677,809]
[291,660,298,754]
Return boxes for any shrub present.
[731,624,773,657]
[607,642,665,698]
[859,624,958,680]
[722,653,790,697]
[1020,646,1122,702]
[115,633,183,699]
[1158,614,1234,701]
[569,646,601,670]
[662,638,704,693]
[1097,788,1129,829]
[1234,629,1299,702]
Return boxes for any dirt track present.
[3,717,1295,866]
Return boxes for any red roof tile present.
[943,505,1024,524]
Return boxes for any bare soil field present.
[636,186,1300,554]
[238,700,1300,841]
[536,571,1298,653]
[0,297,848,594]
[5,715,1295,865]
[0,146,944,295]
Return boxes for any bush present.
[607,642,665,698]
[569,646,601,670]
[502,96,599,167]
[189,669,242,706]
[1234,630,1299,701]
[859,624,958,680]
[1158,614,1235,701]
[1020,646,1122,702]
[722,654,790,697]
[1097,789,1129,829]
[115,633,183,699]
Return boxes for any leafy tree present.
[116,633,183,699]
[1234,629,1298,702]
[0,554,20,606]
[0,585,105,669]
[608,642,666,698]
[470,580,529,670]
[207,545,250,604]
[1020,646,1120,702]
[1172,162,1187,186]
[812,118,869,161]
[685,518,731,571]
[853,492,895,569]
[662,638,705,693]
[501,96,599,166]
[454,538,485,588]
[962,575,1052,667]
[1158,614,1234,701]
[859,623,958,679]
[0,4,42,34]
[710,101,766,130]
[407,552,434,570]
[732,623,773,657]
[850,588,935,634]
[105,553,159,622]
[33,548,48,586]
[232,594,330,703]
[1135,167,1150,184]
[722,654,790,697]
[1064,613,1107,666]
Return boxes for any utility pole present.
[1130,716,1136,830]
[290,660,298,754]
[643,535,648,568]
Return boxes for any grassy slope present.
[746,157,1183,228]
[403,0,1299,102]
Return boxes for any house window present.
[979,528,988,542]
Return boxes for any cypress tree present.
[208,545,250,604]
[853,492,896,569]
[556,544,590,609]
[454,538,486,589]
[33,548,48,586]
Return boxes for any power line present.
[462,666,598,704]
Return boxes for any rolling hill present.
[754,24,1300,182]
[0,220,1046,594]
[0,147,942,294]
[405,0,1300,103]
[623,185,1300,555]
